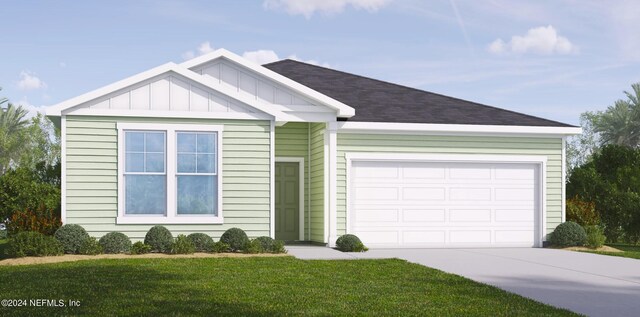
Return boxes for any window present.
[176,132,218,215]
[124,131,166,215]
[117,123,223,224]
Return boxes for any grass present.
[584,243,640,260]
[0,257,576,316]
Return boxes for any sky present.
[2,0,640,125]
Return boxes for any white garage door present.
[350,160,540,248]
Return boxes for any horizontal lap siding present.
[309,123,325,243]
[275,122,310,239]
[65,115,271,240]
[336,134,563,237]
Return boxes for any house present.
[46,49,581,248]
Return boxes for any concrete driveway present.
[287,246,640,317]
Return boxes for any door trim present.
[345,153,547,248]
[275,157,305,241]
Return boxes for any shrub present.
[220,228,249,252]
[584,225,606,249]
[0,164,61,221]
[187,233,214,252]
[7,231,63,257]
[549,221,587,247]
[272,240,287,254]
[211,241,230,253]
[144,226,173,253]
[243,239,264,254]
[7,207,61,236]
[79,237,103,255]
[0,230,7,240]
[255,236,274,251]
[566,197,599,226]
[54,224,90,254]
[171,234,195,254]
[336,234,368,252]
[99,232,132,254]
[130,241,152,255]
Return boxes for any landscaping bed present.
[579,244,640,260]
[0,257,577,316]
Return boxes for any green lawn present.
[584,244,640,260]
[0,257,575,316]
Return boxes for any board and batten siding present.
[65,115,271,240]
[275,122,310,240]
[336,134,563,237]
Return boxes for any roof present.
[263,59,574,127]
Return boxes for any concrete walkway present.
[286,246,640,317]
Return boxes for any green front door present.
[275,162,300,241]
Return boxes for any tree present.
[566,112,599,175]
[592,83,640,148]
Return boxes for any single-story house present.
[46,49,581,248]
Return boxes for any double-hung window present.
[117,123,223,224]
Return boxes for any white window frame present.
[117,122,224,224]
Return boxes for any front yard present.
[582,244,640,260]
[0,257,576,316]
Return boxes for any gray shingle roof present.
[263,59,574,127]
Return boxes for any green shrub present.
[336,234,368,252]
[144,226,173,253]
[272,240,287,254]
[211,241,230,253]
[584,225,606,248]
[220,228,249,252]
[187,233,214,252]
[79,237,103,255]
[7,207,61,236]
[0,230,7,240]
[171,234,195,254]
[54,224,90,254]
[255,236,274,251]
[7,231,63,257]
[130,241,152,255]
[243,239,264,254]
[549,221,587,247]
[566,197,599,226]
[0,164,61,222]
[99,232,132,254]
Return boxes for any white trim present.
[116,122,224,224]
[180,49,355,117]
[338,121,582,137]
[46,62,288,120]
[561,137,566,223]
[344,152,548,248]
[269,121,276,238]
[66,109,273,120]
[307,123,311,241]
[275,157,306,241]
[323,125,330,244]
[60,116,67,224]
[327,122,338,247]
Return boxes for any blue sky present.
[2,0,639,125]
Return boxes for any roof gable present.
[264,59,575,128]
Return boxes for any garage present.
[349,158,542,248]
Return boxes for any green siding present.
[65,115,271,240]
[275,122,309,239]
[336,133,563,237]
[309,123,325,242]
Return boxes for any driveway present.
[287,246,640,317]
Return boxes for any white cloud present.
[59,62,66,68]
[488,25,577,55]
[242,50,280,65]
[181,41,216,60]
[181,42,329,66]
[263,0,392,18]
[17,71,47,90]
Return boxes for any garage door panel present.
[350,160,539,248]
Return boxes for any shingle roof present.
[263,59,574,127]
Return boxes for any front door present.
[275,162,300,241]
